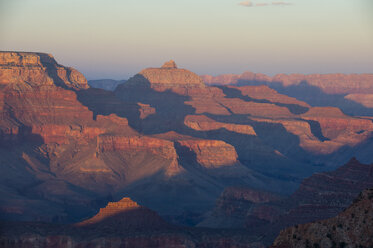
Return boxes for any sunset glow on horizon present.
[1,0,372,79]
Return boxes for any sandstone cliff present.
[177,139,239,168]
[184,115,256,136]
[0,52,88,89]
[230,85,310,108]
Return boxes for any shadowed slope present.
[271,188,373,248]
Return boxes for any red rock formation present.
[273,73,373,94]
[152,131,240,168]
[0,52,140,147]
[122,60,205,91]
[184,87,232,115]
[0,52,88,89]
[301,107,373,139]
[137,102,156,119]
[271,188,373,248]
[0,52,116,146]
[2,51,373,231]
[249,116,357,154]
[184,115,256,136]
[218,98,294,118]
[97,135,174,157]
[230,85,310,108]
[345,93,373,108]
[161,60,178,69]
[177,139,238,168]
[75,197,169,230]
[77,197,141,226]
[151,131,199,141]
[247,105,373,154]
[202,71,373,94]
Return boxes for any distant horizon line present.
[1,50,372,80]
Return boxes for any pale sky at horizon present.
[0,0,372,80]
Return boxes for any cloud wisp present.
[238,1,293,7]
[238,1,254,7]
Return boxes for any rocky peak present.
[122,60,206,90]
[77,197,141,226]
[75,197,171,230]
[161,60,177,69]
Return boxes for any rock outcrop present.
[202,71,373,94]
[137,102,156,119]
[121,60,205,91]
[97,135,176,157]
[0,52,88,89]
[230,85,310,108]
[77,197,169,229]
[271,188,373,248]
[220,98,295,118]
[177,139,239,168]
[161,60,178,69]
[184,115,256,136]
[345,93,373,108]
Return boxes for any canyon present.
[198,158,373,244]
[1,51,373,247]
[202,71,373,116]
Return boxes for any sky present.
[0,0,372,79]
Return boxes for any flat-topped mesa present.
[0,51,88,90]
[122,60,206,90]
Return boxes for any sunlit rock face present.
[184,114,257,136]
[121,60,205,91]
[176,139,239,168]
[76,197,170,229]
[0,52,88,89]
